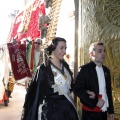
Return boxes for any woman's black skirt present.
[40,95,79,120]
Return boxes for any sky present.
[0,0,24,44]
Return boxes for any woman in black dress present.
[21,37,80,120]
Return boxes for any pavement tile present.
[0,85,26,120]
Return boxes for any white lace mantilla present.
[51,65,71,95]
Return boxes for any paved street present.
[0,84,26,120]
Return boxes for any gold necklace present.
[63,74,67,80]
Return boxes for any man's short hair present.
[89,42,104,53]
[35,38,42,44]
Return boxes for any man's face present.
[92,44,106,64]
[35,40,41,50]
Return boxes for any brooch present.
[53,71,57,76]
[105,73,107,77]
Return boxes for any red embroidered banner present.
[7,43,31,80]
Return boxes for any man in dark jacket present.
[74,42,114,120]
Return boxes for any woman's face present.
[53,41,67,60]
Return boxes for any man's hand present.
[87,90,95,99]
[96,98,105,108]
[109,114,114,120]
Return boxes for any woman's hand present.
[87,90,95,99]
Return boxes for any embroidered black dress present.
[22,60,80,120]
